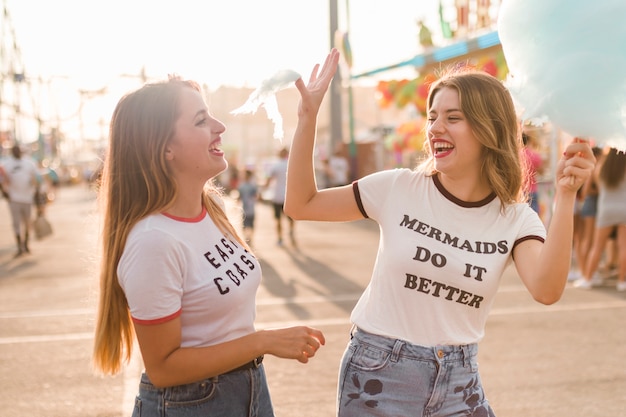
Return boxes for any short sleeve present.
[118,229,185,323]
[354,169,407,221]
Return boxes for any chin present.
[211,160,228,177]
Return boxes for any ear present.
[164,146,174,161]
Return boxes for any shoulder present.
[128,213,199,242]
[356,168,426,200]
[359,168,425,187]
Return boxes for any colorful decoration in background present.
[375,50,508,115]
[375,75,434,114]
[383,119,427,165]
[498,0,626,152]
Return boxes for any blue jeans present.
[337,328,496,417]
[132,365,274,417]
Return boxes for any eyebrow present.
[429,108,462,115]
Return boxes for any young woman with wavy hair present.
[285,49,595,416]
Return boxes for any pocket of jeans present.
[349,344,391,371]
[164,378,217,407]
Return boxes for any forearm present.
[531,190,577,303]
[145,331,266,387]
[142,325,322,388]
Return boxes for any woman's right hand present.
[261,326,325,363]
[294,49,340,118]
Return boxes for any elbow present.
[144,366,180,388]
[283,203,304,220]
[144,370,169,388]
[532,290,563,306]
[283,203,294,218]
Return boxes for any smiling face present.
[426,86,483,177]
[165,87,227,186]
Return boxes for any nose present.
[427,117,443,137]
[211,117,226,134]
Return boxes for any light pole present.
[343,0,356,181]
[329,0,343,157]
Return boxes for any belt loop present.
[460,345,467,368]
[253,355,264,368]
[349,324,357,340]
[462,345,476,371]
[390,339,404,363]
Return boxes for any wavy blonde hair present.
[93,77,249,375]
[418,68,524,210]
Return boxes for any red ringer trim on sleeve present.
[131,309,182,325]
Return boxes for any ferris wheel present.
[0,0,31,147]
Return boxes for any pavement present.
[0,184,625,417]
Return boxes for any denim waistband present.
[226,355,264,374]
[352,327,478,363]
[138,360,264,393]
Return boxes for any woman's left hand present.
[556,138,596,191]
[294,48,340,118]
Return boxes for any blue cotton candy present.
[498,0,626,151]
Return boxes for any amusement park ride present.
[0,0,110,166]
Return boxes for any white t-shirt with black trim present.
[118,208,261,348]
[352,168,546,346]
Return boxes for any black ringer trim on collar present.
[432,174,497,208]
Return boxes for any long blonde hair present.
[93,77,248,375]
[418,68,524,210]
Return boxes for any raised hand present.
[294,48,340,118]
[557,138,596,190]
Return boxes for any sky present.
[1,0,463,142]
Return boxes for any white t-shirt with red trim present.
[352,169,546,346]
[118,208,261,348]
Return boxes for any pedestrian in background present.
[92,76,325,417]
[521,131,544,214]
[238,168,259,247]
[0,165,9,199]
[326,148,350,187]
[0,144,40,257]
[574,147,626,291]
[285,49,595,416]
[569,146,604,281]
[265,147,295,246]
